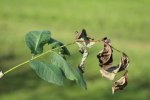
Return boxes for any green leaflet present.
[73,68,87,90]
[49,52,75,80]
[49,38,70,56]
[25,30,51,55]
[30,60,64,86]
[49,52,87,89]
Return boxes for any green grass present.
[0,0,150,100]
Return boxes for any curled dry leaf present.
[75,29,95,73]
[97,37,113,68]
[112,71,128,94]
[100,67,116,80]
[0,71,4,79]
[118,53,129,72]
[111,54,129,94]
[103,53,129,76]
[75,29,95,49]
[97,37,130,81]
[97,37,114,80]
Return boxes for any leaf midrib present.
[35,32,42,52]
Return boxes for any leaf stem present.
[4,42,76,75]
[76,40,124,54]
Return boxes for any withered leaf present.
[75,29,95,73]
[118,53,129,72]
[98,53,129,80]
[97,37,113,68]
[112,71,128,94]
[97,37,114,80]
[100,68,116,80]
[75,29,95,48]
[104,53,129,73]
[75,29,87,40]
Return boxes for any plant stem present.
[4,42,75,75]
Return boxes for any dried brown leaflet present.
[75,29,95,73]
[97,37,114,80]
[112,71,128,94]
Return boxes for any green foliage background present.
[0,0,150,100]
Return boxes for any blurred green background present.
[0,0,150,100]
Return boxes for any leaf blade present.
[49,52,75,80]
[49,52,87,89]
[73,68,87,90]
[25,30,51,55]
[30,60,64,86]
